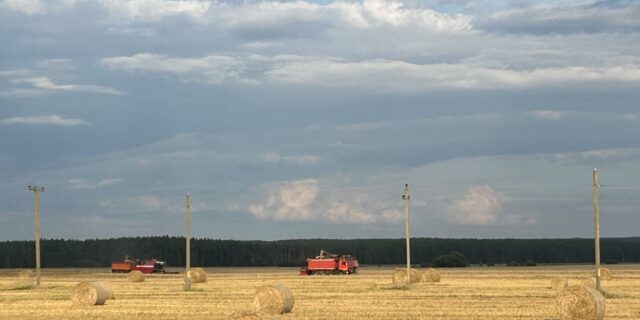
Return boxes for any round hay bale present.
[18,269,34,279]
[556,285,605,320]
[577,277,595,289]
[95,281,114,300]
[420,268,440,283]
[551,276,568,292]
[127,270,145,282]
[254,283,294,315]
[188,267,207,283]
[71,282,110,306]
[392,268,420,284]
[595,268,613,281]
[227,309,282,320]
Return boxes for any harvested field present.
[1,265,640,319]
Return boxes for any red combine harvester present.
[300,250,359,275]
[111,257,170,274]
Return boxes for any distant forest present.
[1,237,639,268]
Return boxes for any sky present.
[1,0,640,241]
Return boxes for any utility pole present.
[28,185,44,286]
[184,193,192,291]
[403,184,411,284]
[593,169,601,292]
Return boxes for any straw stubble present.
[227,309,282,320]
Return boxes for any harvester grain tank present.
[300,250,359,275]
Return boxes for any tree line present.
[1,236,639,268]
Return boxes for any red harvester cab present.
[300,250,359,275]
[111,257,167,274]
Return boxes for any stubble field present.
[1,265,639,319]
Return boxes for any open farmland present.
[1,265,640,319]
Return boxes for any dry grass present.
[18,270,34,279]
[1,265,640,319]
[227,309,282,320]
[376,282,411,290]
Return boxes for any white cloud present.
[357,0,472,31]
[0,114,88,126]
[324,202,377,224]
[11,77,121,95]
[99,200,115,208]
[131,195,180,213]
[0,69,35,77]
[580,148,639,160]
[550,147,640,163]
[482,2,640,34]
[242,41,280,49]
[101,53,640,91]
[526,110,563,120]
[323,201,402,224]
[0,0,83,15]
[101,53,245,84]
[249,179,319,221]
[265,59,640,91]
[211,0,472,32]
[96,0,210,22]
[101,194,213,214]
[249,179,403,224]
[1,0,47,15]
[448,185,510,225]
[624,114,637,121]
[67,178,124,189]
[2,0,472,32]
[0,89,47,97]
[262,152,320,165]
[106,27,154,37]
[2,64,119,96]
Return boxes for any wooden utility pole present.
[403,184,411,284]
[593,168,601,291]
[184,193,192,291]
[28,185,44,286]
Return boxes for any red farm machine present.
[300,250,359,275]
[111,257,175,274]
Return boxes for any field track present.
[1,265,639,319]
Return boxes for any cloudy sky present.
[1,0,640,241]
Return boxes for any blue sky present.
[1,0,639,240]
